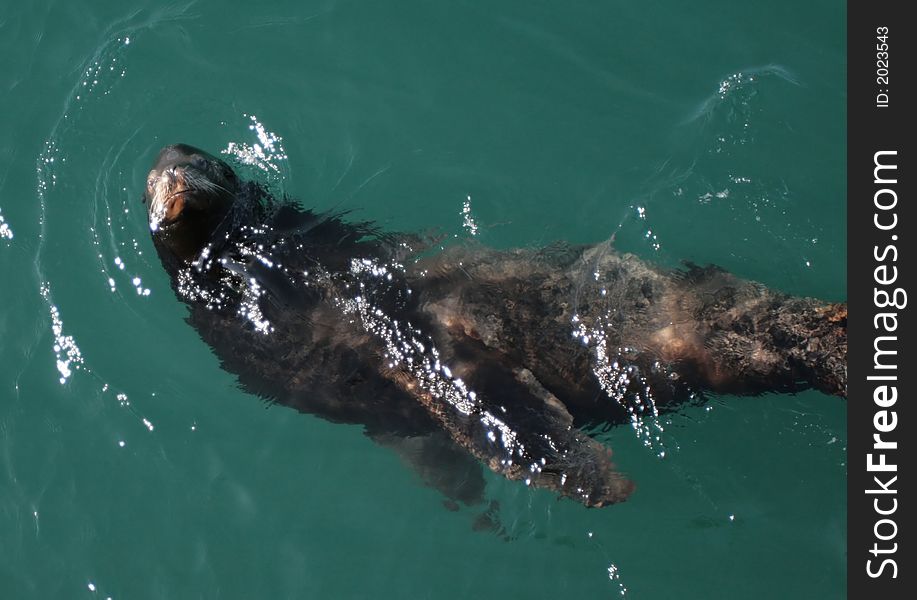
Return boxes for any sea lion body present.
[144,144,846,508]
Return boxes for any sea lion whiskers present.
[148,167,231,231]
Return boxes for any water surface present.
[0,1,846,598]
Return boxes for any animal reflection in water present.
[143,144,846,510]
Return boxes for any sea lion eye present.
[191,155,209,169]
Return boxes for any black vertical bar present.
[848,1,913,597]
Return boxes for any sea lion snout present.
[144,144,239,264]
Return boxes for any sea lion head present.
[144,143,239,264]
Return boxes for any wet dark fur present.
[144,144,847,509]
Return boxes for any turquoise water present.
[1,1,846,598]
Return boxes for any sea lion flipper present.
[383,336,635,508]
[366,430,487,507]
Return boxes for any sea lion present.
[143,143,846,508]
